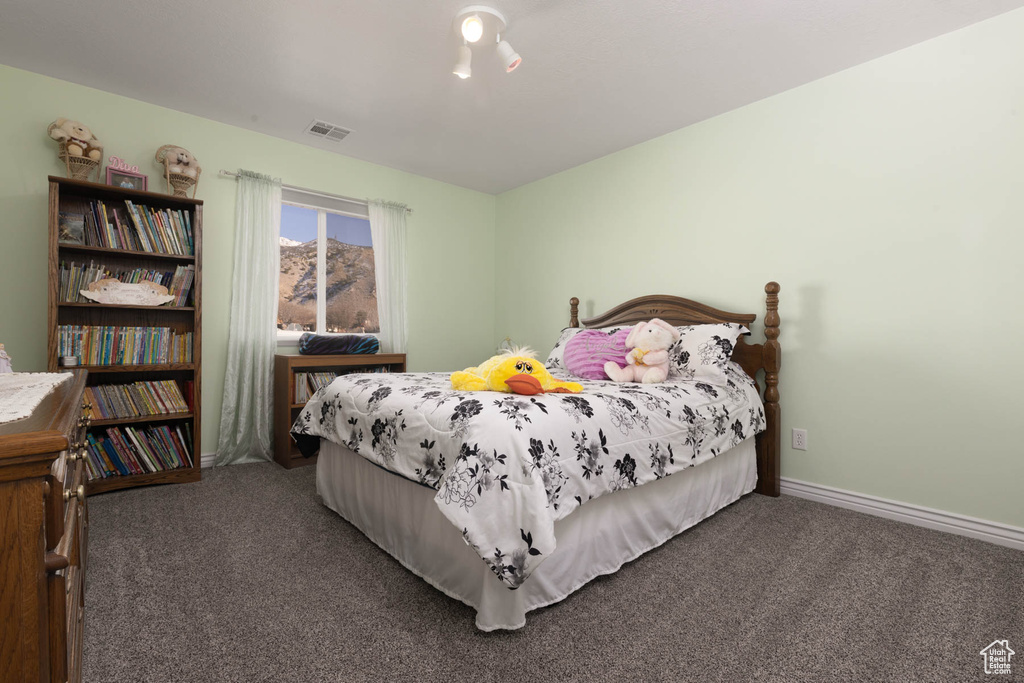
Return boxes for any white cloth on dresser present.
[0,373,72,424]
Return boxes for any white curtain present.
[216,170,282,465]
[368,200,409,353]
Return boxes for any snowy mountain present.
[280,237,303,247]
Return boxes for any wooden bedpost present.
[569,297,580,328]
[756,282,781,496]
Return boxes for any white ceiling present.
[1,0,1022,194]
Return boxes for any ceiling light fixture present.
[496,39,521,72]
[451,5,522,80]
[461,14,484,43]
[453,44,472,79]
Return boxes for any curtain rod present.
[218,170,412,214]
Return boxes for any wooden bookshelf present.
[273,353,406,469]
[91,412,193,427]
[78,363,196,373]
[58,243,196,262]
[46,176,203,495]
[59,302,195,311]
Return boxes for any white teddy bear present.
[604,318,681,384]
[155,145,202,178]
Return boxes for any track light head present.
[497,40,521,73]
[453,45,472,79]
[461,14,484,42]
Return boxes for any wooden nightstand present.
[273,353,406,468]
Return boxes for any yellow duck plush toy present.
[451,347,583,395]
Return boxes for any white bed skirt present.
[316,437,757,631]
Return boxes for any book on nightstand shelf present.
[293,367,391,402]
[47,176,203,495]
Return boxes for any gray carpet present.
[83,463,1022,683]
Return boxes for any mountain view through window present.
[278,203,379,334]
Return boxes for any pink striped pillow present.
[564,329,631,380]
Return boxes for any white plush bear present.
[155,145,202,178]
[604,318,681,384]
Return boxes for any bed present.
[292,282,781,630]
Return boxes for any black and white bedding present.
[292,364,765,590]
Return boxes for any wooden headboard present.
[568,282,781,497]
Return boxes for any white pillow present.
[668,323,749,383]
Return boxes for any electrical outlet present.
[792,428,807,451]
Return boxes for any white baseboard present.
[780,477,1024,552]
[200,452,217,468]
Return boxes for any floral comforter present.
[292,363,765,590]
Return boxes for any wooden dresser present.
[0,370,89,683]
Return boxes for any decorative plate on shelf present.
[80,278,175,306]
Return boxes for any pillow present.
[545,325,629,372]
[298,332,379,355]
[669,323,749,384]
[564,328,631,380]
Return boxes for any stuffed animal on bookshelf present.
[603,318,680,384]
[451,347,583,395]
[80,278,175,306]
[0,344,13,374]
[155,145,201,178]
[47,118,103,161]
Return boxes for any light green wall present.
[495,9,1024,527]
[3,8,1022,527]
[0,64,496,456]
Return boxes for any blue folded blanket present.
[298,333,380,356]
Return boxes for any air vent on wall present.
[304,119,351,143]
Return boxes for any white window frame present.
[277,194,376,346]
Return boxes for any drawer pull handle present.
[63,486,85,503]
[45,551,69,572]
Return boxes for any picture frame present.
[105,158,148,191]
[106,167,148,191]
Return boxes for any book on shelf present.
[58,199,194,256]
[83,423,194,480]
[294,372,337,403]
[86,380,189,419]
[58,212,85,244]
[57,325,192,365]
[58,260,194,306]
[294,367,391,403]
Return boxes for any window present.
[278,192,379,341]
